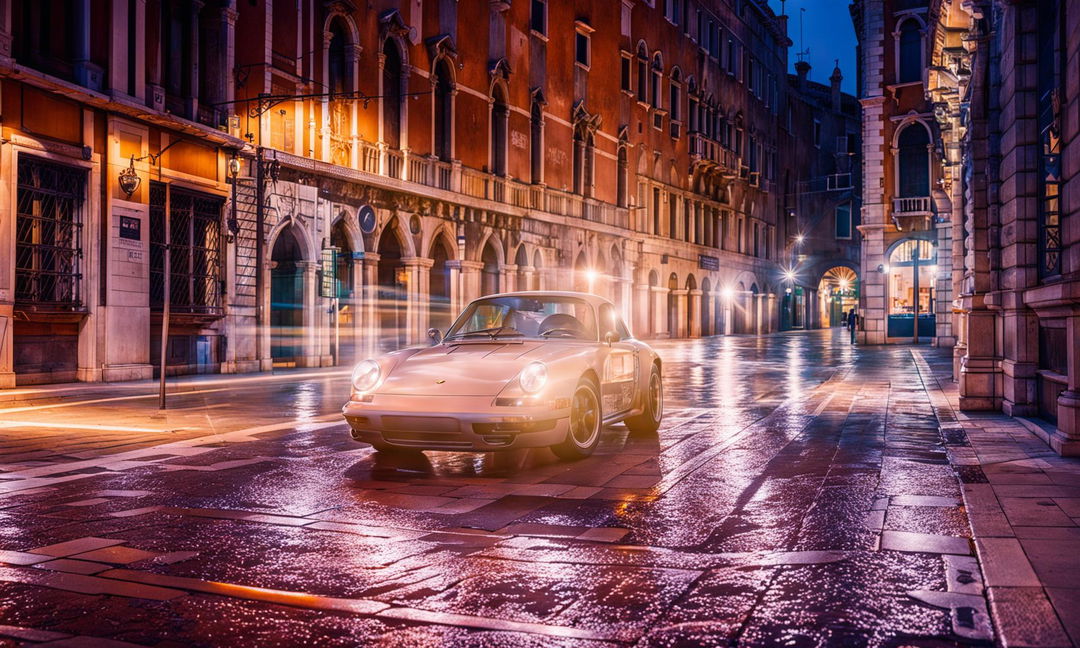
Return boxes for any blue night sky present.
[766,0,858,95]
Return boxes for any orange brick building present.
[0,0,831,385]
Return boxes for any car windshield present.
[445,296,598,341]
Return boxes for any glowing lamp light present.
[795,234,805,245]
[783,270,796,283]
[720,287,735,301]
[839,279,849,291]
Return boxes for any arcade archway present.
[817,266,858,328]
[270,225,307,365]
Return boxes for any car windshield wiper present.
[446,326,523,341]
[539,327,584,338]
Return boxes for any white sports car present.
[342,291,664,460]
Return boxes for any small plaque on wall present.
[119,216,141,241]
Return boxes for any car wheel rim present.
[570,386,600,448]
[649,372,663,422]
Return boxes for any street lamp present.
[585,269,598,294]
[118,155,141,195]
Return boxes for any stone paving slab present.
[0,333,1074,645]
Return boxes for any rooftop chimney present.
[830,62,843,112]
[795,60,811,92]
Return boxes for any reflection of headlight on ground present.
[351,359,381,392]
[518,362,547,393]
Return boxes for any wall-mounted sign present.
[698,255,719,271]
[320,248,338,298]
[119,216,141,241]
[351,251,365,260]
[358,204,376,234]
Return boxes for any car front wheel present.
[551,379,602,460]
[626,363,663,435]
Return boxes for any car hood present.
[377,341,579,396]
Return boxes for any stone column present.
[402,257,433,345]
[296,261,320,367]
[634,283,651,336]
[688,289,702,338]
[1052,314,1080,455]
[360,254,381,359]
[653,286,669,338]
[459,260,483,306]
[672,289,688,338]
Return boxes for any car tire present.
[551,378,602,461]
[626,363,663,436]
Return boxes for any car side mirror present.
[427,328,443,344]
[604,331,618,346]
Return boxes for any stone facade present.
[781,61,862,330]
[919,0,1080,455]
[0,0,837,387]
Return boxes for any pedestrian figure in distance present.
[847,308,857,345]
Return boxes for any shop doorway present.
[886,239,937,340]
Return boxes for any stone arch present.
[267,217,317,264]
[372,214,416,259]
[330,208,364,255]
[422,222,458,261]
[473,229,505,267]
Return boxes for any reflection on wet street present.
[0,329,996,646]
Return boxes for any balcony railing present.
[271,139,629,229]
[892,196,932,215]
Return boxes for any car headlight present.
[351,359,381,393]
[518,362,548,394]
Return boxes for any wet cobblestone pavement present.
[0,329,1076,646]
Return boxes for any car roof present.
[471,291,614,307]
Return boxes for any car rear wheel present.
[551,379,602,460]
[626,364,663,435]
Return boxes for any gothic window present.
[897,18,922,84]
[530,100,544,184]
[669,68,682,138]
[636,42,648,102]
[897,123,930,197]
[328,20,349,95]
[162,0,195,115]
[651,53,663,109]
[490,85,509,176]
[382,39,404,150]
[573,124,595,196]
[15,156,85,307]
[1037,0,1063,278]
[433,59,454,161]
[617,145,629,207]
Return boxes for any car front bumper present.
[341,394,571,451]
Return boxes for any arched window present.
[651,53,663,109]
[897,18,922,84]
[433,59,454,161]
[669,68,681,126]
[636,42,648,102]
[328,20,349,95]
[573,125,594,196]
[382,40,403,150]
[490,85,508,176]
[687,79,698,133]
[530,100,544,184]
[616,145,628,207]
[897,123,930,197]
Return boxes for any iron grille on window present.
[149,182,224,314]
[15,156,85,308]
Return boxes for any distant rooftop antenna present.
[796,7,810,63]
